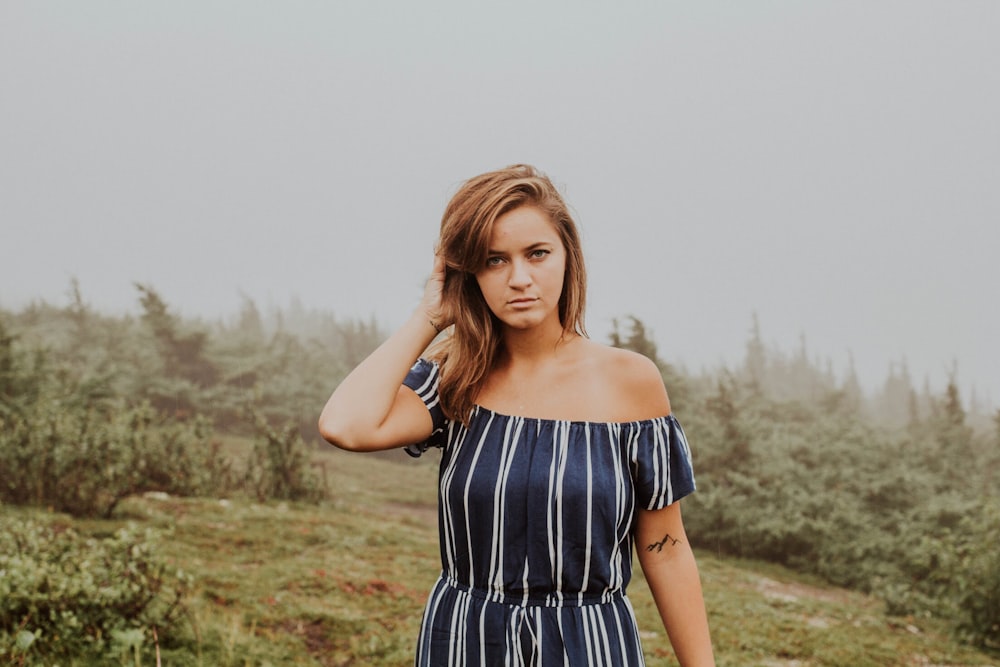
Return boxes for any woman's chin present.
[498,311,559,332]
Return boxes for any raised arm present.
[318,255,449,452]
[635,502,715,666]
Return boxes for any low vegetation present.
[2,450,997,666]
[1,285,998,663]
[1,517,189,664]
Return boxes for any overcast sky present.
[2,1,998,407]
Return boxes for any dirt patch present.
[339,578,426,605]
[268,617,358,667]
[754,575,856,606]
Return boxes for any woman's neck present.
[500,319,577,368]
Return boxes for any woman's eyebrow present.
[487,241,553,254]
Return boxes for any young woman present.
[319,165,715,666]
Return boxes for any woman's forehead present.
[487,206,560,249]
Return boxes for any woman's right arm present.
[318,255,447,452]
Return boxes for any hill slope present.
[6,445,998,667]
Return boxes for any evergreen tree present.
[875,359,916,429]
[930,377,976,486]
[743,312,766,394]
[907,388,922,435]
[236,295,265,342]
[66,277,90,341]
[705,375,751,466]
[135,283,218,388]
[941,379,969,437]
[840,352,864,415]
[609,316,658,361]
[609,316,687,413]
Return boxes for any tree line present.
[612,314,1000,650]
[1,284,998,658]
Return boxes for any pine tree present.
[744,312,766,394]
[906,388,922,434]
[609,315,686,412]
[878,359,915,428]
[840,352,863,415]
[933,377,975,483]
[705,375,751,466]
[134,283,218,402]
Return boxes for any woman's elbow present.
[318,414,365,452]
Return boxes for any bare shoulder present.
[576,341,672,420]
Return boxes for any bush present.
[681,375,1000,646]
[245,410,327,503]
[1,319,235,516]
[0,399,233,518]
[952,506,1000,649]
[0,518,190,663]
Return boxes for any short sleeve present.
[401,358,447,457]
[632,415,697,510]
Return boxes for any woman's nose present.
[508,259,532,287]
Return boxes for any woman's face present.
[475,205,567,331]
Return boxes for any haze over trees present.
[1,285,998,661]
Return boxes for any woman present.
[319,164,715,666]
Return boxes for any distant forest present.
[2,281,998,648]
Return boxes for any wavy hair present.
[429,164,587,423]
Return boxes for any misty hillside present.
[1,284,998,662]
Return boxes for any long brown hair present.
[429,164,587,423]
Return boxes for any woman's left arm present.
[635,501,716,667]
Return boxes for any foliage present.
[610,315,689,413]
[3,284,999,649]
[135,282,219,390]
[4,451,993,667]
[0,284,378,516]
[1,398,229,518]
[0,517,189,663]
[3,285,378,438]
[951,505,1000,648]
[0,318,233,517]
[245,410,328,503]
[666,334,1000,648]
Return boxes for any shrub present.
[0,399,233,518]
[952,505,1000,649]
[245,410,327,503]
[1,319,235,516]
[0,518,190,663]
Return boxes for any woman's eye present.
[486,256,504,267]
[530,249,550,259]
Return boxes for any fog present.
[2,1,998,406]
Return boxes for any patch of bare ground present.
[753,574,856,606]
[907,656,997,667]
[285,619,338,665]
[266,617,357,667]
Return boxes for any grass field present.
[7,445,999,667]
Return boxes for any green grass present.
[6,445,999,666]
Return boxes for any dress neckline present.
[471,403,676,428]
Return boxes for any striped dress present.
[403,359,696,666]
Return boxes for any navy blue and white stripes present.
[402,359,696,666]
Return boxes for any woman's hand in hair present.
[318,253,447,452]
[421,253,451,333]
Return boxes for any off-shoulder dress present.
[402,358,696,666]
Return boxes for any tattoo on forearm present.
[645,532,681,553]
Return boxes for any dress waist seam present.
[438,574,626,608]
